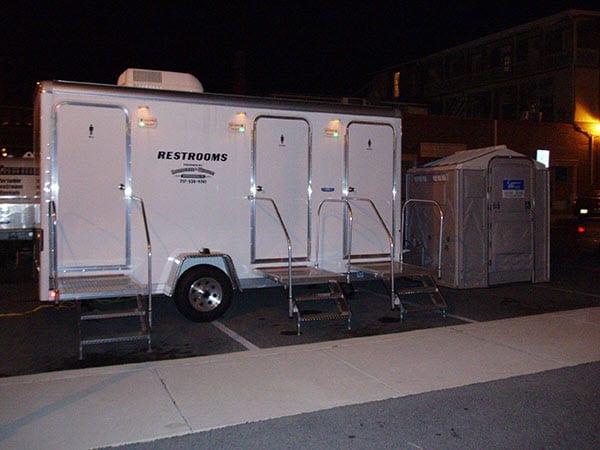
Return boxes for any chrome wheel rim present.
[188,277,223,312]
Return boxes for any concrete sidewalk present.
[1,307,599,450]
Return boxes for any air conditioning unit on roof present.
[117,68,204,93]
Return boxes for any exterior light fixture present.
[228,112,247,133]
[325,119,341,138]
[137,106,157,128]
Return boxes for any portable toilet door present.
[345,121,397,258]
[487,156,535,285]
[251,116,311,263]
[54,103,131,270]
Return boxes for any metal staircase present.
[352,261,447,319]
[341,197,447,318]
[254,266,351,334]
[251,196,353,334]
[49,191,153,359]
[66,276,152,360]
[250,195,447,333]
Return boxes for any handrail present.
[129,193,153,328]
[316,198,353,282]
[345,196,395,309]
[48,200,58,293]
[401,199,444,279]
[118,184,153,327]
[248,195,294,317]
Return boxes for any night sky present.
[1,1,598,105]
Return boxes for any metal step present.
[294,281,352,334]
[396,286,440,295]
[77,292,152,359]
[254,265,347,285]
[394,274,447,319]
[80,308,146,321]
[352,261,437,278]
[58,274,146,300]
[299,311,351,322]
[295,291,345,302]
[80,331,151,347]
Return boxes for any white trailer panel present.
[35,77,402,323]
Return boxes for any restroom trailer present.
[35,69,408,346]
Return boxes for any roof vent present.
[117,68,204,93]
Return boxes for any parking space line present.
[445,313,479,323]
[212,320,261,351]
[532,284,600,298]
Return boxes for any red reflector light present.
[577,226,586,234]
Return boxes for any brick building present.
[401,114,590,210]
[370,10,600,211]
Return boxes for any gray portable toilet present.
[405,145,549,288]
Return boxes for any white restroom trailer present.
[35,69,404,334]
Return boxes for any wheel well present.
[166,253,241,297]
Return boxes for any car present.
[573,185,600,218]
[575,217,600,254]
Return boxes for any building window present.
[393,71,400,98]
[516,37,530,61]
[502,45,512,73]
[449,56,465,78]
[577,17,600,49]
[470,53,482,73]
[545,28,564,54]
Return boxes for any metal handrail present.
[129,193,153,328]
[316,198,353,282]
[345,196,396,308]
[249,195,294,317]
[401,199,444,279]
[49,200,58,293]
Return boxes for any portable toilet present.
[405,145,549,288]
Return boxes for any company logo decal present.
[502,179,525,198]
[171,164,214,184]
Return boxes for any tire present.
[174,265,233,322]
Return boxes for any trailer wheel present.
[174,265,233,322]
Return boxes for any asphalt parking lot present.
[1,216,599,378]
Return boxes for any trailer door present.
[55,103,130,270]
[488,157,534,284]
[252,116,310,263]
[346,122,396,258]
